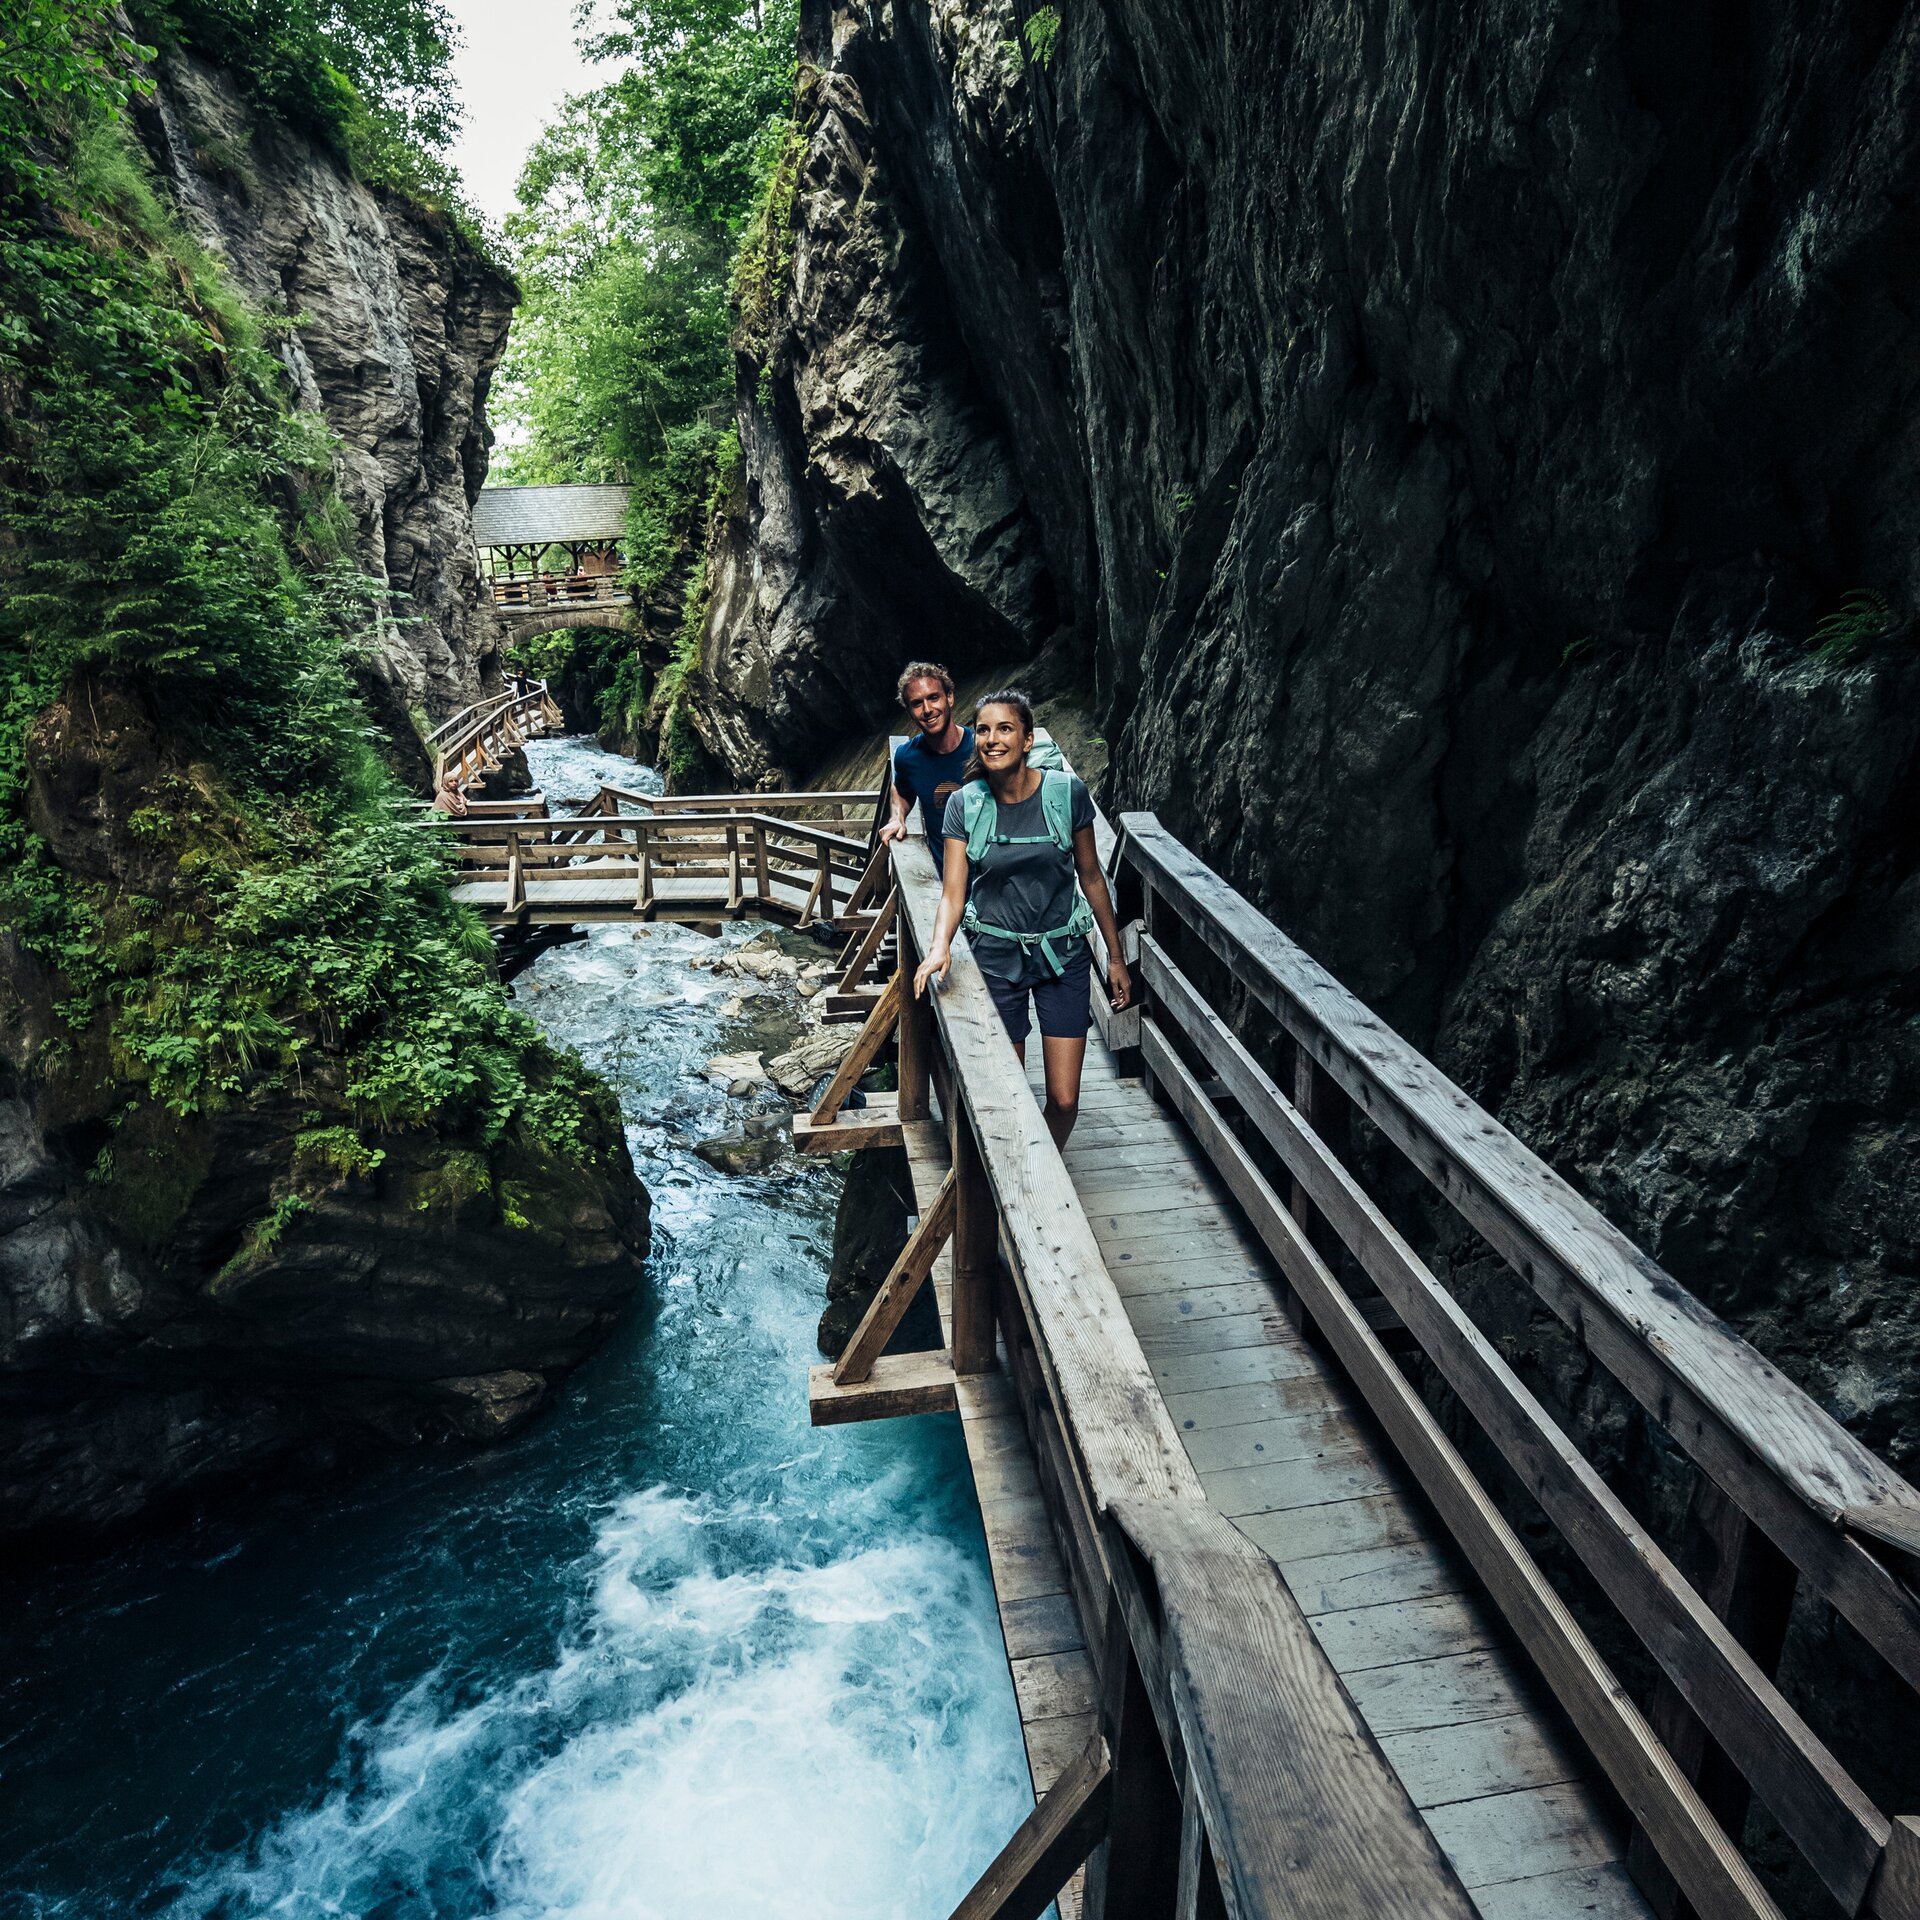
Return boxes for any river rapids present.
[2,735,1032,1918]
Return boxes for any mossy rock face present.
[0,1029,651,1547]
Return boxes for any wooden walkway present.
[1042,1045,1647,1916]
[417,742,1920,1917]
[792,748,1920,1920]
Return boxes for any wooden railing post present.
[1282,1040,1350,1334]
[1628,1474,1798,1920]
[1084,1587,1181,1920]
[897,896,932,1124]
[505,830,523,915]
[950,1107,997,1375]
[752,818,770,905]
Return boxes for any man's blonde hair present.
[896,661,954,705]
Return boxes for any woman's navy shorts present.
[982,943,1093,1045]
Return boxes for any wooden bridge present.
[429,681,566,791]
[432,745,1920,1920]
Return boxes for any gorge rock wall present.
[715,0,1920,1470]
[701,0,1920,1876]
[136,50,517,754]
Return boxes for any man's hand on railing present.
[877,818,908,847]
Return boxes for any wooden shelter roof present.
[472,483,629,547]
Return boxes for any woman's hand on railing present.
[1107,958,1132,1012]
[913,945,951,999]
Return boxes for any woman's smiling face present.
[975,703,1033,776]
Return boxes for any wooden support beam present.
[949,1731,1112,1920]
[1630,1476,1798,1920]
[898,904,932,1124]
[792,1093,903,1155]
[752,819,771,905]
[810,973,902,1126]
[1173,1761,1227,1920]
[808,1348,957,1426]
[1873,1819,1920,1920]
[1084,1588,1182,1920]
[837,886,898,990]
[832,1171,957,1385]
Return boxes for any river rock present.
[692,1128,786,1176]
[704,1051,771,1093]
[766,1027,859,1099]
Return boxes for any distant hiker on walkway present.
[432,768,469,816]
[879,661,972,872]
[512,665,530,698]
[912,688,1130,1147]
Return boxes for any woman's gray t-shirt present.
[941,775,1095,984]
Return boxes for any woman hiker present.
[911,689,1131,1148]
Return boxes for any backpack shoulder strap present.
[961,780,995,863]
[1040,769,1076,853]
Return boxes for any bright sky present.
[444,0,605,227]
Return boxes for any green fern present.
[1024,6,1062,68]
[1808,589,1905,664]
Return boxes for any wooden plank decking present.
[1028,1042,1655,1919]
[450,865,822,923]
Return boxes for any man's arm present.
[878,756,913,844]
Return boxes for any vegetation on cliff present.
[0,4,608,1173]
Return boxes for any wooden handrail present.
[1116,817,1920,1681]
[1114,811,1920,1917]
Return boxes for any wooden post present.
[800,842,828,929]
[1627,1474,1798,1920]
[635,822,654,915]
[950,1104,997,1375]
[752,818,771,906]
[898,898,931,1124]
[725,819,743,912]
[1877,1819,1920,1920]
[1174,1762,1227,1920]
[505,830,523,915]
[1084,1590,1182,1920]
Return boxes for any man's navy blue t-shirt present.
[893,726,974,870]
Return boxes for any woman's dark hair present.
[961,688,1035,784]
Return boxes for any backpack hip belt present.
[962,895,1096,978]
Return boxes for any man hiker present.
[879,661,973,871]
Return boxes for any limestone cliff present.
[135,49,517,758]
[0,54,651,1552]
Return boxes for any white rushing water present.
[3,736,1033,1920]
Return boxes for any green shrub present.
[0,32,597,1161]
[1807,589,1908,664]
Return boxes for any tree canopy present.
[490,0,797,506]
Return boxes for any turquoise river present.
[1,734,1032,1918]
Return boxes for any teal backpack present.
[957,742,1095,977]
